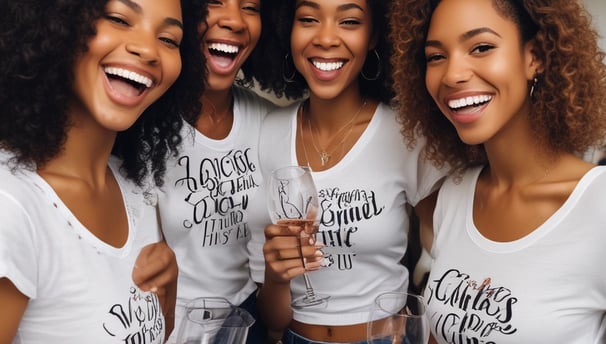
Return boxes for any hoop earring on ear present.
[530,76,538,100]
[282,53,297,83]
[361,49,381,81]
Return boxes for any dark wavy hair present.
[0,0,207,186]
[256,0,394,103]
[390,0,606,172]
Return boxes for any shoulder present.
[264,101,300,124]
[372,102,400,127]
[233,86,279,117]
[576,165,606,196]
[108,155,156,203]
[0,165,45,232]
[439,167,481,198]
[0,153,37,201]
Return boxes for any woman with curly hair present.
[156,0,281,342]
[0,0,206,342]
[253,0,446,342]
[390,0,606,342]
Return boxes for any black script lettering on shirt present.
[103,287,164,343]
[427,269,518,343]
[174,149,259,247]
[317,187,385,271]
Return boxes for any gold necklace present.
[305,99,367,166]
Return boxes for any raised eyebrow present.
[115,0,183,29]
[425,27,501,48]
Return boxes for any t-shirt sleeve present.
[404,135,448,206]
[233,85,279,121]
[0,191,38,299]
[429,177,448,260]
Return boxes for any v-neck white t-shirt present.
[0,153,165,344]
[254,101,446,325]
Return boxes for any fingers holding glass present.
[266,166,329,308]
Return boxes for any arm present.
[132,241,178,340]
[256,223,323,332]
[0,278,28,344]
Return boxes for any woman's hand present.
[262,223,323,284]
[132,241,178,340]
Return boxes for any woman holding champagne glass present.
[254,0,446,342]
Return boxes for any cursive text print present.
[427,269,518,343]
[174,149,259,247]
[317,187,384,271]
[103,287,164,343]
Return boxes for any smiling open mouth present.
[208,42,239,67]
[104,67,152,96]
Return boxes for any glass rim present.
[373,291,427,318]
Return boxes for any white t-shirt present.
[426,166,606,344]
[157,86,276,338]
[256,101,445,325]
[0,154,165,344]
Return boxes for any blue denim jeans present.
[282,329,396,344]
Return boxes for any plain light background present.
[583,0,605,52]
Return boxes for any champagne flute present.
[367,291,430,344]
[266,165,329,308]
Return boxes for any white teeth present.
[208,42,239,54]
[104,67,152,88]
[448,95,492,109]
[312,60,344,72]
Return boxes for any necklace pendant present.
[320,151,330,166]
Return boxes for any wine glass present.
[367,291,430,344]
[266,165,329,308]
[176,297,255,344]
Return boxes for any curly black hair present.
[255,0,394,103]
[0,0,207,187]
[390,0,606,172]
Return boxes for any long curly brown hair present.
[390,0,606,173]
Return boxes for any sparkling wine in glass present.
[367,291,430,344]
[266,165,329,308]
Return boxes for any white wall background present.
[582,0,606,163]
[583,0,606,52]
